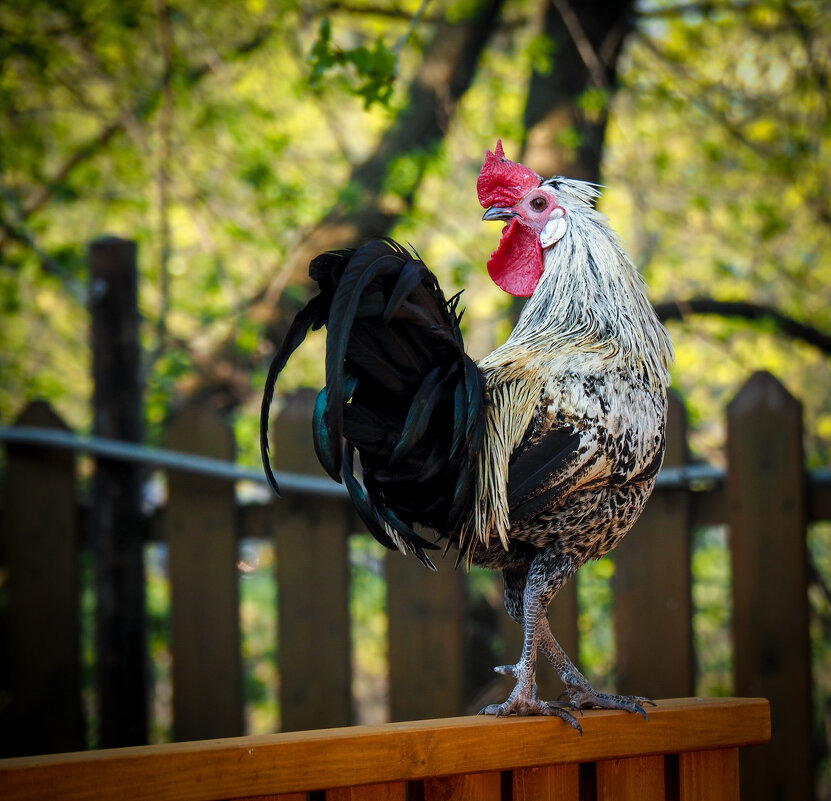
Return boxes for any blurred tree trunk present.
[253,0,507,316]
[269,0,506,292]
[182,0,506,410]
[522,0,635,180]
[510,0,635,326]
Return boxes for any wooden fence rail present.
[0,698,771,801]
[1,372,829,801]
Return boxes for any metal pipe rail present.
[4,422,831,493]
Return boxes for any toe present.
[560,685,653,720]
[542,703,583,734]
[479,702,509,716]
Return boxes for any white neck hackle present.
[486,195,673,392]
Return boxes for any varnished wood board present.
[0,698,770,801]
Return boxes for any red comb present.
[477,140,542,208]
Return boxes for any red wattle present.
[487,219,544,297]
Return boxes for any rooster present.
[261,141,673,730]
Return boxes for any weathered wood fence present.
[1,373,827,801]
[0,698,771,801]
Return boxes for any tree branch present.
[316,2,445,23]
[655,297,831,355]
[636,1,755,18]
[392,0,433,56]
[550,0,609,88]
[148,0,175,377]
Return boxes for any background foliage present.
[2,0,830,788]
[3,0,829,462]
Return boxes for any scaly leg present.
[482,549,652,729]
[479,556,580,730]
[538,627,653,719]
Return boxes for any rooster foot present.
[480,670,582,732]
[559,683,655,721]
[479,697,582,732]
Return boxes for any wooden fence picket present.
[0,402,83,756]
[595,755,666,801]
[269,390,352,731]
[88,236,148,748]
[727,371,814,801]
[165,403,243,741]
[512,763,580,800]
[386,549,466,721]
[614,391,695,699]
[678,748,740,801]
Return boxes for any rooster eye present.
[530,197,548,211]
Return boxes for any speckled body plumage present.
[262,145,673,729]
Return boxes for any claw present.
[559,685,654,721]
[493,665,541,702]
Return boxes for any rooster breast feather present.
[461,356,668,564]
[261,239,486,569]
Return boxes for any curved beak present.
[482,206,518,222]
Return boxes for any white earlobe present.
[540,212,567,248]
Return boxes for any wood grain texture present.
[422,772,500,801]
[512,764,579,800]
[0,698,769,801]
[235,794,307,801]
[596,755,665,800]
[679,748,739,800]
[326,781,407,800]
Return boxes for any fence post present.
[727,371,813,801]
[0,401,84,756]
[614,391,694,698]
[89,236,148,747]
[164,403,243,741]
[270,390,352,731]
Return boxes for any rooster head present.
[478,141,595,297]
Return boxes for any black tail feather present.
[260,293,329,496]
[260,238,486,566]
